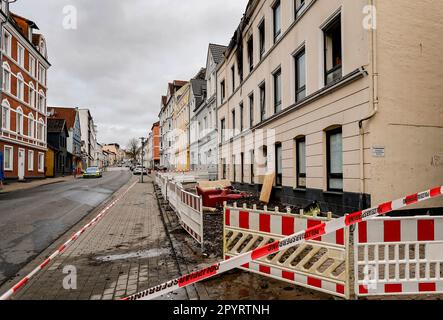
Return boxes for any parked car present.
[133,166,148,175]
[83,167,103,178]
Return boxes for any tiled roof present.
[48,107,77,130]
[209,43,228,64]
[47,118,66,133]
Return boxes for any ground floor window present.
[250,150,255,184]
[232,155,236,182]
[327,127,343,191]
[222,158,226,179]
[3,145,13,171]
[38,152,44,173]
[240,152,244,183]
[296,137,306,188]
[28,150,34,171]
[275,143,282,186]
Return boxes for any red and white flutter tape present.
[0,181,138,301]
[123,186,443,301]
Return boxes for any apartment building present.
[0,2,50,181]
[78,109,98,168]
[217,0,443,215]
[159,81,187,169]
[190,44,227,179]
[173,82,190,171]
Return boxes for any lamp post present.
[139,137,146,183]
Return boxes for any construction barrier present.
[123,186,443,300]
[354,215,443,296]
[0,181,139,301]
[224,204,350,298]
[157,173,204,246]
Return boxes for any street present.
[0,168,131,287]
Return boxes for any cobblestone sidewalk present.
[4,176,189,300]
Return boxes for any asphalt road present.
[0,167,132,286]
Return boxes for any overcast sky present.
[11,0,248,149]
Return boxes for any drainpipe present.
[358,0,379,210]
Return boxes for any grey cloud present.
[11,0,248,147]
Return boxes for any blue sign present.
[0,151,3,180]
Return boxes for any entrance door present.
[18,149,25,180]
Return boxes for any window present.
[240,103,244,132]
[38,64,46,85]
[17,73,24,100]
[37,119,44,141]
[28,113,34,138]
[275,143,282,186]
[17,44,25,67]
[28,150,34,171]
[221,118,226,142]
[295,0,306,17]
[249,93,254,128]
[296,137,306,188]
[240,152,244,183]
[260,83,266,121]
[232,155,236,182]
[232,109,236,134]
[222,158,227,179]
[259,20,265,60]
[16,107,23,135]
[220,80,226,102]
[38,152,45,172]
[247,36,254,72]
[29,56,36,77]
[1,100,10,130]
[3,31,11,56]
[327,128,343,191]
[4,146,13,171]
[231,65,236,92]
[2,62,11,93]
[273,69,282,113]
[273,0,282,43]
[295,49,306,102]
[38,91,46,113]
[250,150,255,184]
[29,83,35,108]
[324,14,342,85]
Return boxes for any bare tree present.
[126,138,140,163]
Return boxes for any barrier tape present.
[0,180,139,301]
[123,186,443,300]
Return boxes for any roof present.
[47,118,66,134]
[209,43,228,65]
[48,107,77,130]
[190,78,207,110]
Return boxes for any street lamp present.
[139,137,146,183]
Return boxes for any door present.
[18,149,25,180]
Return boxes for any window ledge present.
[293,188,307,192]
[324,190,344,196]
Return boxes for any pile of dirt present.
[202,210,224,258]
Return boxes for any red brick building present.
[0,5,50,181]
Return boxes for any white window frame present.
[16,107,24,135]
[37,118,44,141]
[1,99,11,130]
[4,145,13,171]
[29,55,36,77]
[28,82,35,108]
[38,90,46,113]
[38,152,44,173]
[2,62,11,93]
[2,30,11,56]
[17,44,25,68]
[28,150,34,171]
[28,113,34,138]
[38,64,46,86]
[16,73,24,101]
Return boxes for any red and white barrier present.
[123,186,443,300]
[0,181,138,301]
[355,215,443,296]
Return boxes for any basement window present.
[324,14,342,86]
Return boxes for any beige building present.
[173,82,191,171]
[217,0,443,215]
[103,143,123,166]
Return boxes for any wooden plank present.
[259,172,275,203]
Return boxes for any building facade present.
[217,0,443,215]
[145,121,160,169]
[78,109,98,168]
[103,143,123,166]
[173,81,190,171]
[0,3,50,181]
[48,106,82,174]
[46,118,69,177]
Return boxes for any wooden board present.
[198,180,231,190]
[260,172,275,203]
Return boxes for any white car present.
[133,166,148,175]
